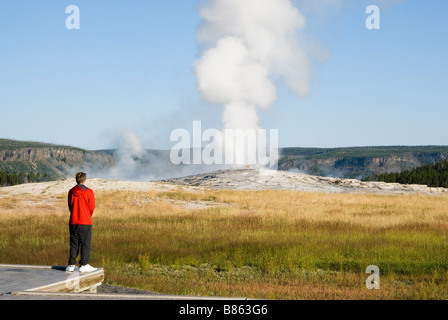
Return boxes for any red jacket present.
[68,185,95,225]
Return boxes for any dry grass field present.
[1,185,447,299]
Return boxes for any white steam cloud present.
[193,0,313,132]
[106,129,145,180]
[94,128,225,181]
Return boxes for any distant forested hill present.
[2,138,448,186]
[0,139,115,186]
[278,146,448,179]
[363,159,448,188]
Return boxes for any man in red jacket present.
[66,172,97,273]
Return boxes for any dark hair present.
[76,172,87,184]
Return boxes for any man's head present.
[76,172,87,185]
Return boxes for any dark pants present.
[68,224,92,266]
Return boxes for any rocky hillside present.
[0,139,115,179]
[278,146,448,179]
[2,139,448,182]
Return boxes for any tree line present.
[0,171,51,187]
[364,159,448,188]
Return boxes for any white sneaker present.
[79,264,97,273]
[66,265,76,272]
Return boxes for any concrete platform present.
[0,264,104,297]
[0,263,249,300]
[0,290,249,300]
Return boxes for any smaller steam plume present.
[93,129,224,181]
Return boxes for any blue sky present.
[0,0,447,150]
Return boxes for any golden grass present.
[0,188,447,299]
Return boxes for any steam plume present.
[193,0,313,166]
[194,0,311,126]
[106,129,145,180]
